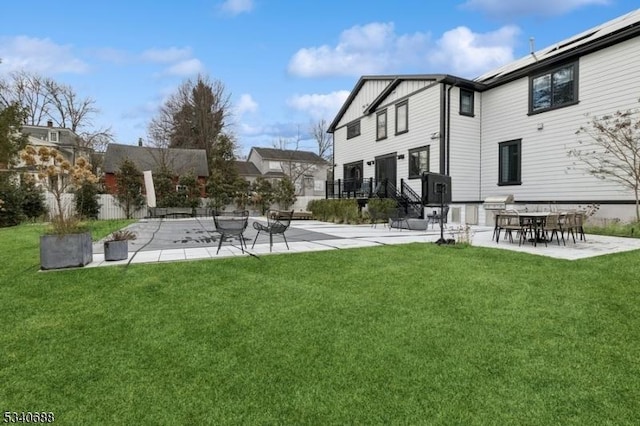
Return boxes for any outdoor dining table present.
[494,211,552,246]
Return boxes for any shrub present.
[20,176,47,222]
[307,199,361,223]
[74,180,100,220]
[114,159,145,219]
[274,177,296,210]
[0,174,24,227]
[366,198,396,224]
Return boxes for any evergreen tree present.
[114,159,145,219]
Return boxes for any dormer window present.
[49,131,59,142]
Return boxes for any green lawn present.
[1,223,640,424]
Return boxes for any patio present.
[87,217,640,267]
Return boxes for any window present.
[498,139,521,185]
[408,146,429,178]
[49,131,58,142]
[530,62,578,113]
[376,110,387,140]
[269,161,281,170]
[347,120,361,139]
[395,101,408,135]
[460,89,474,116]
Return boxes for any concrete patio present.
[85,217,640,268]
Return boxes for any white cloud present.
[219,0,254,15]
[0,36,89,74]
[287,91,351,121]
[164,58,205,76]
[142,47,192,63]
[428,25,520,78]
[460,0,611,18]
[288,22,520,79]
[288,22,430,77]
[236,94,259,116]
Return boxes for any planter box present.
[104,240,129,261]
[40,232,93,270]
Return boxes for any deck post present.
[338,179,342,199]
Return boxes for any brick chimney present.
[47,120,53,127]
[138,137,143,147]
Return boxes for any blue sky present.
[1,0,638,157]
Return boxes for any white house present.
[328,9,640,224]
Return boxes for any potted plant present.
[21,146,98,270]
[104,229,136,261]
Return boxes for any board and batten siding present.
[339,80,392,126]
[448,86,482,202]
[480,36,640,203]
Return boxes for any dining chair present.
[575,211,587,241]
[542,213,563,246]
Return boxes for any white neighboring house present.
[247,147,330,197]
[13,121,92,184]
[329,9,640,224]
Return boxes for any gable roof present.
[327,74,478,133]
[234,160,261,176]
[250,147,327,164]
[103,143,209,177]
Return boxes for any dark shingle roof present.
[103,144,209,177]
[234,160,261,176]
[251,147,327,164]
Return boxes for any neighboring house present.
[329,9,640,224]
[103,143,209,196]
[12,121,92,183]
[234,160,262,185]
[247,147,329,196]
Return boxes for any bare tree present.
[0,71,114,152]
[271,130,320,195]
[570,106,640,222]
[0,71,55,125]
[310,119,333,161]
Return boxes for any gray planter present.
[40,232,93,270]
[104,240,129,261]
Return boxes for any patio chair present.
[389,207,410,230]
[426,206,450,229]
[496,210,525,245]
[251,210,293,252]
[213,210,249,254]
[575,211,587,241]
[541,212,564,246]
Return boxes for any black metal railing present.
[325,178,423,218]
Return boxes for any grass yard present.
[1,222,640,424]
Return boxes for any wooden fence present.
[43,193,322,220]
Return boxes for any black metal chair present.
[251,210,293,252]
[426,205,450,229]
[213,210,249,254]
[389,207,410,231]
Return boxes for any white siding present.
[339,80,392,126]
[480,36,640,203]
[334,82,442,197]
[449,86,482,201]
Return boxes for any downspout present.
[446,83,455,176]
[439,84,446,175]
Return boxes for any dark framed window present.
[347,120,360,139]
[530,62,578,114]
[460,89,474,116]
[408,145,429,179]
[498,139,521,186]
[376,109,387,141]
[395,101,408,135]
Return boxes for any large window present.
[530,62,578,113]
[408,146,429,178]
[395,101,408,135]
[376,110,387,140]
[347,120,360,139]
[460,89,474,116]
[498,139,521,186]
